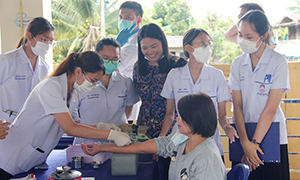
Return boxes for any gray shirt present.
[155,135,226,180]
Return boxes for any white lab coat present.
[118,33,140,121]
[0,73,69,175]
[228,45,290,144]
[73,71,139,144]
[0,46,49,122]
[161,63,232,155]
[118,33,138,78]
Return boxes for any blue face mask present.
[170,131,189,145]
[118,19,133,31]
[166,131,189,153]
[104,61,119,74]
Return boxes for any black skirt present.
[232,144,290,180]
[0,168,13,180]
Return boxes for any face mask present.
[118,19,133,31]
[31,38,51,56]
[170,131,188,146]
[144,54,165,61]
[238,36,262,54]
[269,30,276,48]
[166,131,189,153]
[104,61,119,74]
[192,46,212,63]
[73,72,95,93]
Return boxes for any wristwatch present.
[251,139,261,145]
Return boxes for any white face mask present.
[238,36,262,54]
[191,46,212,64]
[144,54,165,61]
[73,72,95,93]
[31,38,51,56]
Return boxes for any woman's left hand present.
[152,154,158,162]
[241,155,258,172]
[223,124,239,143]
[81,143,102,156]
[241,140,264,168]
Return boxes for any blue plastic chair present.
[227,163,250,180]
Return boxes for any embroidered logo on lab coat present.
[264,74,272,83]
[118,95,127,108]
[258,84,266,94]
[257,83,268,97]
[15,75,26,80]
[180,168,188,180]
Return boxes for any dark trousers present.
[154,156,170,180]
[232,145,290,180]
[0,168,13,180]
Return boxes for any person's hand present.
[81,143,102,156]
[116,23,139,47]
[223,124,239,143]
[107,130,132,146]
[0,120,10,140]
[241,155,258,172]
[74,118,81,124]
[152,154,158,162]
[241,140,264,171]
[118,123,131,132]
[97,122,121,131]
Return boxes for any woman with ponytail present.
[0,17,54,123]
[0,51,132,179]
[159,28,238,161]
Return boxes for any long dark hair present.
[50,51,105,77]
[238,10,270,44]
[16,17,55,48]
[137,23,178,76]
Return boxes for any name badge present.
[177,88,189,94]
[15,75,26,80]
[239,76,245,81]
[87,94,100,99]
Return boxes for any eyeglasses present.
[83,71,100,85]
[34,36,57,47]
[103,59,120,65]
[194,41,214,48]
[41,37,57,47]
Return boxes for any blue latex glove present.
[116,23,139,47]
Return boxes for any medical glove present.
[108,130,132,146]
[97,122,121,131]
[116,23,139,47]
